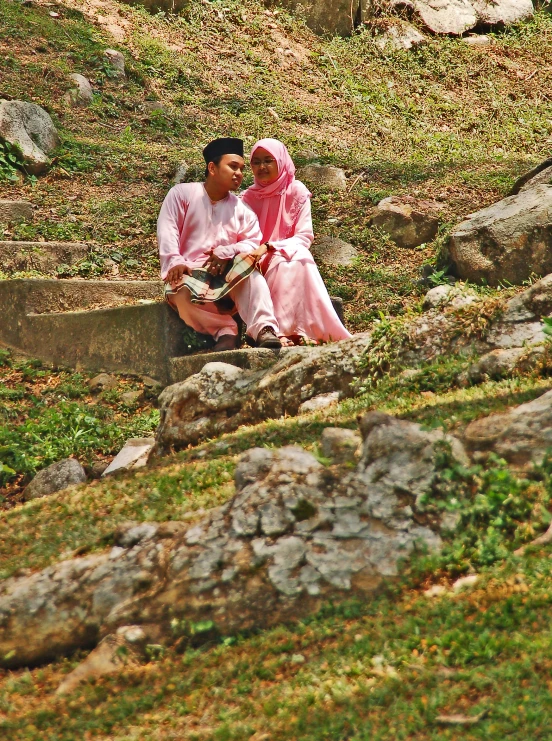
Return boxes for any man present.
[157,137,281,350]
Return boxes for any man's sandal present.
[213,334,239,351]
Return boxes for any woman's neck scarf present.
[242,138,311,243]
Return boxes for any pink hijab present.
[242,138,311,243]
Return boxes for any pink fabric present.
[157,183,263,281]
[242,140,351,343]
[242,138,311,243]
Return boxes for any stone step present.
[0,200,33,223]
[169,346,311,383]
[0,241,88,274]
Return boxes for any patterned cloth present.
[165,247,267,306]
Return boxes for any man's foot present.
[213,334,239,351]
[256,326,282,348]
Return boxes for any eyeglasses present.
[251,158,276,167]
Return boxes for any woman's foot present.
[279,336,295,347]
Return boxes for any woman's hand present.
[166,264,190,286]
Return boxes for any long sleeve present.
[269,199,314,259]
[157,188,189,281]
[212,204,263,261]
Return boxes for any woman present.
[242,138,351,346]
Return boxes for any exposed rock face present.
[464,389,552,468]
[465,346,543,384]
[0,100,60,174]
[24,459,87,500]
[64,74,93,107]
[312,235,358,266]
[156,334,370,451]
[372,196,440,248]
[320,427,361,464]
[0,415,466,669]
[449,185,552,286]
[510,158,552,196]
[296,165,347,191]
[0,200,33,223]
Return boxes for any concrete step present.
[169,346,311,383]
[0,241,88,274]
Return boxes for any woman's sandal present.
[279,336,295,347]
[298,336,319,346]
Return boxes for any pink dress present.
[242,139,351,343]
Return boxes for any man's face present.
[209,154,245,191]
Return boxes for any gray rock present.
[411,0,477,35]
[372,196,440,248]
[172,161,188,185]
[376,22,426,51]
[143,100,167,114]
[422,283,477,310]
[472,0,534,26]
[296,164,347,191]
[464,389,552,468]
[64,74,93,107]
[24,458,86,500]
[311,235,357,266]
[120,390,143,405]
[89,373,118,393]
[102,438,155,477]
[320,427,361,464]
[467,346,543,383]
[462,34,492,46]
[104,49,125,78]
[449,185,552,286]
[0,200,33,223]
[0,100,60,175]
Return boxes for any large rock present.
[0,200,33,223]
[296,164,347,191]
[410,0,477,35]
[372,196,440,248]
[0,100,60,175]
[156,334,370,450]
[311,235,358,266]
[271,0,369,35]
[464,389,552,468]
[472,0,534,26]
[24,458,87,500]
[0,414,466,669]
[449,185,552,286]
[510,158,552,196]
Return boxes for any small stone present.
[102,438,155,477]
[89,373,117,393]
[452,574,478,591]
[104,49,125,78]
[0,200,33,223]
[172,161,188,185]
[296,164,347,191]
[372,196,440,249]
[24,458,86,500]
[120,390,144,405]
[463,34,491,46]
[87,460,110,479]
[299,392,340,414]
[376,22,426,51]
[117,626,146,644]
[143,100,167,115]
[320,427,361,464]
[311,236,358,266]
[424,584,448,598]
[142,376,162,389]
[64,73,93,107]
[290,653,305,664]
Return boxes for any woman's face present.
[250,147,279,185]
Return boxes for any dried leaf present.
[435,709,489,726]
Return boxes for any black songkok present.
[202,137,244,164]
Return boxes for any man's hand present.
[203,252,229,277]
[166,263,190,286]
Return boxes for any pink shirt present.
[157,182,263,281]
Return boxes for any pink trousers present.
[168,270,279,341]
